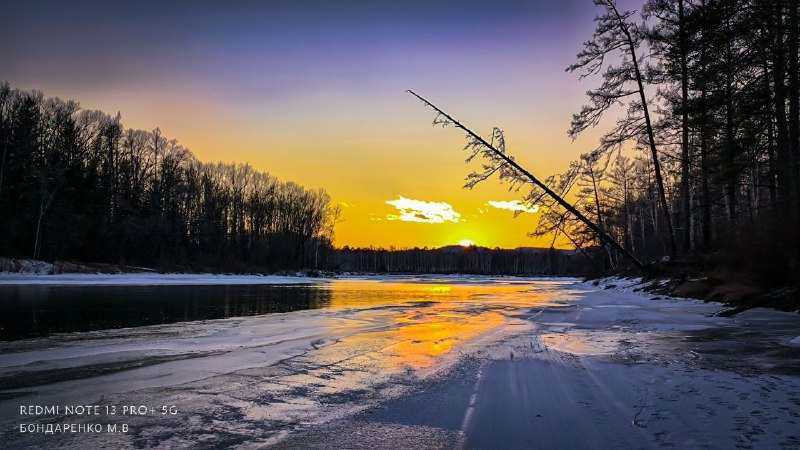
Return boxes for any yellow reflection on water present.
[389,308,506,369]
[325,278,549,309]
[323,279,538,370]
[427,285,452,295]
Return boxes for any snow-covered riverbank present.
[1,277,799,448]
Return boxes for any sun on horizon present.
[458,239,476,247]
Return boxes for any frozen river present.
[1,275,799,449]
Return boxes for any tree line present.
[0,82,335,271]
[526,0,800,286]
[329,246,576,276]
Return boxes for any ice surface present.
[1,276,799,449]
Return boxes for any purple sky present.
[2,0,645,248]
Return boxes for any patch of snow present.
[590,276,646,293]
[0,258,54,274]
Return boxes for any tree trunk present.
[613,4,678,258]
[589,163,613,266]
[679,0,692,252]
[724,5,738,224]
[789,0,800,211]
[765,54,778,206]
[699,0,713,249]
[774,5,792,206]
[0,145,6,218]
[33,188,57,260]
[409,90,648,272]
[33,209,43,260]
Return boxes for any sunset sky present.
[2,0,640,249]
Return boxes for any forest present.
[0,82,335,272]
[450,0,800,288]
[330,246,576,276]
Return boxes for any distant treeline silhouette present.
[329,246,578,276]
[0,82,335,271]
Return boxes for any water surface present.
[0,284,337,341]
[0,277,555,341]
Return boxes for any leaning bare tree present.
[567,0,677,258]
[408,90,646,272]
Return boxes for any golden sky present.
[1,0,629,249]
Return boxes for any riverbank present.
[632,252,800,314]
[0,257,167,275]
[4,252,799,315]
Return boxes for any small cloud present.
[487,200,540,214]
[339,201,355,208]
[386,196,461,224]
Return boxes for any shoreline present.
[1,277,799,448]
[3,252,797,317]
[3,253,797,313]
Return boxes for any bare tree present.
[567,0,677,257]
[408,90,646,272]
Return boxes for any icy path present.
[1,277,799,449]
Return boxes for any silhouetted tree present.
[0,83,335,272]
[568,0,677,257]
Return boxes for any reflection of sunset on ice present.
[389,308,506,369]
[2,276,800,449]
[319,279,537,371]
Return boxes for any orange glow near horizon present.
[2,2,612,250]
[13,86,588,250]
